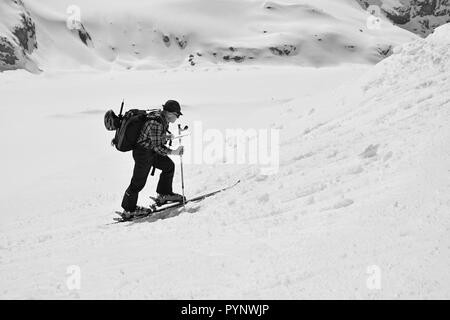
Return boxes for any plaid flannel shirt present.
[136,115,171,156]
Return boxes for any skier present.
[121,100,185,217]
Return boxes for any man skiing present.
[121,100,185,217]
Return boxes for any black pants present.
[121,148,175,212]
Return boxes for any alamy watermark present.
[66,5,82,31]
[366,265,381,290]
[366,5,382,30]
[178,121,280,175]
[66,265,81,291]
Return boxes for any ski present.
[112,179,240,223]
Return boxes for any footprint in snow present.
[333,199,354,209]
[186,206,201,213]
[383,151,393,162]
[293,152,314,161]
[258,193,270,203]
[295,183,326,198]
[255,174,268,182]
[359,144,379,159]
[347,165,363,175]
[322,198,354,211]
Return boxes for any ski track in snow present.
[1,23,450,298]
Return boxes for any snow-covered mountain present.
[356,0,450,36]
[1,0,418,72]
[0,0,39,72]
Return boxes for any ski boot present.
[153,192,186,206]
[120,206,152,220]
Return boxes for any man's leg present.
[121,149,154,211]
[153,154,175,195]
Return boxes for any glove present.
[171,146,184,156]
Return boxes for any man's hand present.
[171,146,184,156]
[166,133,175,140]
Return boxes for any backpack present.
[104,102,163,152]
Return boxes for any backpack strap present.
[141,109,171,142]
[146,109,164,123]
[145,109,170,176]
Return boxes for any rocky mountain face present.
[2,0,446,73]
[0,0,39,72]
[356,0,450,36]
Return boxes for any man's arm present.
[146,120,172,156]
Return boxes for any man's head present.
[162,100,182,123]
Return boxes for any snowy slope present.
[0,19,449,299]
[1,0,418,72]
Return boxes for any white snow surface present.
[0,7,449,299]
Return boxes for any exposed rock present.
[0,37,19,66]
[162,35,171,47]
[12,13,37,53]
[175,36,188,49]
[188,54,195,66]
[356,0,450,36]
[214,46,260,63]
[0,0,39,72]
[223,55,246,62]
[76,23,93,47]
[377,45,393,57]
[269,45,297,56]
[159,34,189,49]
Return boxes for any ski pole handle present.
[172,133,190,140]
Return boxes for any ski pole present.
[172,132,190,140]
[178,124,188,207]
